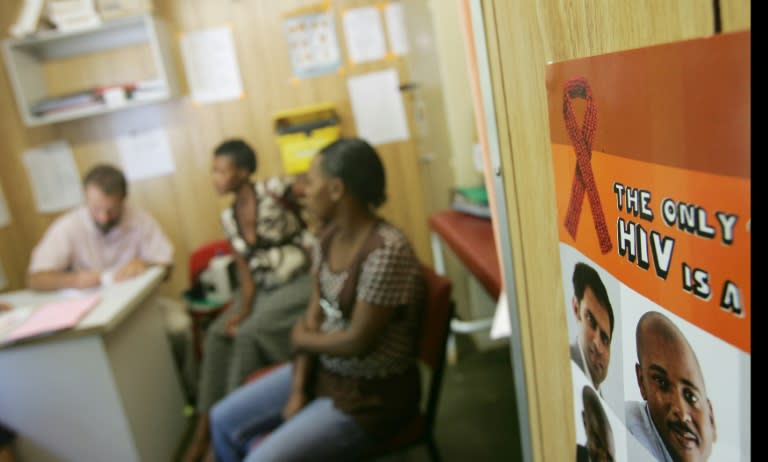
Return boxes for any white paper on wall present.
[22,141,84,214]
[284,10,342,78]
[347,69,410,145]
[384,2,409,56]
[0,183,10,228]
[342,6,387,63]
[117,128,176,181]
[180,27,244,104]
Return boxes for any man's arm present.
[27,270,101,290]
[27,215,89,290]
[113,259,172,283]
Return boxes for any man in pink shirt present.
[28,164,173,289]
[27,164,196,399]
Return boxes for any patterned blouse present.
[313,220,424,378]
[221,176,314,289]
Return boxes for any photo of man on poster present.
[577,385,616,462]
[626,311,717,462]
[570,261,615,395]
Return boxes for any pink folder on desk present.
[3,293,102,344]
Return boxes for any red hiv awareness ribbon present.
[562,77,612,254]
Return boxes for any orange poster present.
[547,32,750,462]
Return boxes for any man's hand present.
[0,302,12,312]
[114,259,148,282]
[75,271,101,289]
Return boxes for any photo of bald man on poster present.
[626,311,716,462]
[622,294,748,462]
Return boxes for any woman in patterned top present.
[209,138,426,461]
[184,139,315,462]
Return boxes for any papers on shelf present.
[46,0,102,33]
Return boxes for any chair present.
[364,263,454,462]
[185,239,234,359]
[188,239,233,287]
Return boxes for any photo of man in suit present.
[570,262,615,395]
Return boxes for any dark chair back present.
[366,263,454,462]
[418,264,453,434]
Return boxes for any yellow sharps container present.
[273,103,341,174]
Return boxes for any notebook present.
[1,293,102,344]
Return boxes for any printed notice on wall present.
[118,128,176,181]
[347,69,409,145]
[180,27,244,104]
[384,2,409,56]
[283,7,341,78]
[22,141,83,213]
[546,31,750,462]
[343,6,387,63]
[0,183,10,227]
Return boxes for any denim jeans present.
[210,363,373,462]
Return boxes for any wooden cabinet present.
[2,14,178,126]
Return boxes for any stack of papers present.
[451,185,491,219]
[46,0,101,33]
[127,79,167,101]
[0,306,35,338]
[1,293,101,345]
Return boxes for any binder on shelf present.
[30,88,102,116]
[450,185,491,219]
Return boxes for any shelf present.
[31,93,170,125]
[2,14,179,126]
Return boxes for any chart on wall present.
[283,5,341,79]
[546,31,750,462]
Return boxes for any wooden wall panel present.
[43,45,155,96]
[481,0,748,460]
[0,0,431,297]
[721,0,750,32]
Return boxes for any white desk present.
[429,211,502,363]
[0,267,186,462]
